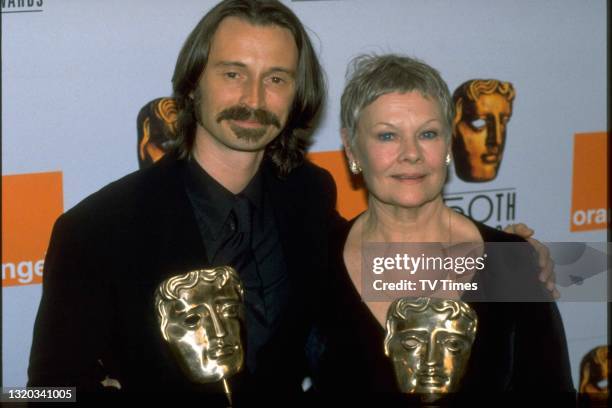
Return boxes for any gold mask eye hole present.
[470,118,486,130]
[221,304,239,317]
[401,337,420,350]
[444,337,465,353]
[184,314,201,327]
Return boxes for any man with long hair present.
[29,0,338,399]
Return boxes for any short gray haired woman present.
[314,54,574,402]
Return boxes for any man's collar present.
[184,155,263,238]
[240,163,263,210]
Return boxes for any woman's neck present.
[361,196,453,243]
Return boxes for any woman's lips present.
[391,173,427,183]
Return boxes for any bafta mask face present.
[452,80,514,182]
[385,298,477,398]
[156,268,245,383]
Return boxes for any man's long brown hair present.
[172,0,326,177]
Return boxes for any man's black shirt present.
[183,156,290,372]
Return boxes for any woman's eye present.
[224,72,239,79]
[420,130,439,140]
[377,132,395,141]
[270,76,285,84]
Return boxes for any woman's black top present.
[310,218,575,405]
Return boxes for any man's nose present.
[240,78,265,110]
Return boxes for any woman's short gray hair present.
[340,54,453,143]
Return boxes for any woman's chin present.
[375,194,441,211]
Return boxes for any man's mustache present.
[216,106,281,129]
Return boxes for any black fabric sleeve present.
[507,242,576,403]
[27,213,113,391]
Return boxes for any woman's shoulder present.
[465,217,527,243]
[448,211,524,244]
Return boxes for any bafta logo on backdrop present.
[579,345,609,408]
[451,79,515,183]
[444,79,518,229]
[137,97,179,169]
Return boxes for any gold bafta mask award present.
[155,266,246,403]
[384,297,478,401]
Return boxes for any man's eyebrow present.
[214,61,247,69]
[266,67,295,78]
[213,61,295,77]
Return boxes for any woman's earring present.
[350,161,362,175]
[445,154,452,166]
